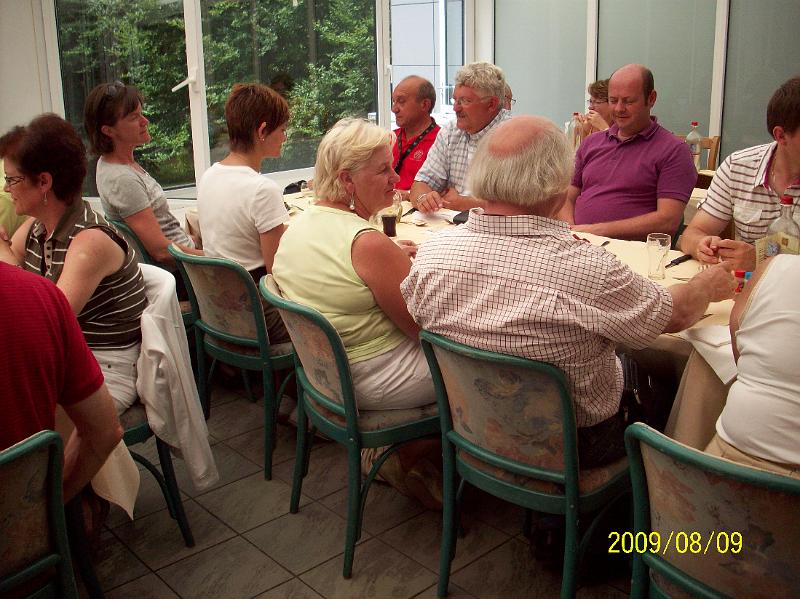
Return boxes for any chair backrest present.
[109,219,155,265]
[420,331,578,489]
[168,244,268,349]
[625,423,800,599]
[259,274,357,425]
[676,135,721,171]
[0,430,78,598]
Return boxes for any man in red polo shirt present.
[392,76,440,197]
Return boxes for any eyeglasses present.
[3,175,25,187]
[587,98,607,107]
[452,95,491,107]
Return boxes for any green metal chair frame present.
[0,430,78,598]
[169,246,294,479]
[260,275,440,578]
[625,423,800,599]
[420,331,631,599]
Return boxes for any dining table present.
[183,190,734,450]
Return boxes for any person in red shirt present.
[391,76,440,197]
[0,261,122,501]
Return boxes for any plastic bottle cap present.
[734,269,746,277]
[691,121,699,126]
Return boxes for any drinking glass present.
[647,233,671,280]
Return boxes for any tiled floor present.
[86,383,632,599]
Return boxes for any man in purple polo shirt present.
[561,64,696,241]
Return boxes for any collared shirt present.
[23,200,146,349]
[572,117,697,227]
[392,120,441,190]
[414,109,511,195]
[401,209,673,427]
[700,142,800,243]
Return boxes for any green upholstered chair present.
[260,274,439,578]
[0,431,78,598]
[420,331,631,599]
[168,246,294,479]
[625,423,800,599]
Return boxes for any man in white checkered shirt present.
[402,115,735,468]
[410,62,510,214]
[680,76,800,271]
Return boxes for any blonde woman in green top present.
[272,118,441,508]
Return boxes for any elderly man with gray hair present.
[402,115,735,467]
[410,61,509,213]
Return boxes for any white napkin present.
[676,325,737,384]
[411,209,461,225]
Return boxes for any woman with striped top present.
[0,114,146,414]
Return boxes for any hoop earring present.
[349,195,356,211]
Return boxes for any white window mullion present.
[181,0,211,182]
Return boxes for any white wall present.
[0,0,58,132]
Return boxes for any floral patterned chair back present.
[262,275,348,409]
[424,335,574,478]
[180,258,264,343]
[626,423,800,599]
[0,431,78,598]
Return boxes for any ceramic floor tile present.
[381,510,509,574]
[195,472,310,533]
[300,537,436,599]
[224,422,299,468]
[245,501,358,575]
[272,441,349,500]
[92,530,149,591]
[113,500,235,570]
[157,536,292,599]
[173,441,261,497]
[105,573,180,599]
[321,482,424,536]
[205,398,265,441]
[253,578,324,599]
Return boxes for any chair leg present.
[342,444,362,579]
[64,498,105,599]
[156,439,195,548]
[438,442,458,597]
[289,388,308,512]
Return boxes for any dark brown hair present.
[225,83,289,153]
[767,76,800,136]
[0,113,87,204]
[83,81,143,155]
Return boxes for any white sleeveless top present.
[717,254,800,465]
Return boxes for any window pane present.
[56,0,194,195]
[721,0,800,159]
[597,0,716,138]
[495,0,586,126]
[202,0,379,175]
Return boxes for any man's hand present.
[414,191,444,213]
[394,239,418,258]
[692,261,737,302]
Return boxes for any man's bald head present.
[468,115,573,211]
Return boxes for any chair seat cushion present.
[207,335,293,358]
[459,451,628,496]
[306,397,438,432]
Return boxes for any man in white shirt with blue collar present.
[410,62,510,213]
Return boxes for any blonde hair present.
[313,118,394,203]
[455,62,506,100]
[468,119,573,209]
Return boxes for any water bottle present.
[685,122,702,171]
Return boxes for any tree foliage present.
[55,0,377,190]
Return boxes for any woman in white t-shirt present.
[197,83,290,342]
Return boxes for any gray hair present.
[455,62,506,100]
[467,119,573,209]
[313,118,394,204]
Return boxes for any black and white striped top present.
[24,200,146,349]
[700,142,800,243]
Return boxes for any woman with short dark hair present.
[0,113,146,414]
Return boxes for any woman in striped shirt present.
[0,114,146,414]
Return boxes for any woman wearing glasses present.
[84,82,200,282]
[0,114,146,414]
[579,79,614,140]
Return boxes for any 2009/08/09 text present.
[608,531,743,555]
